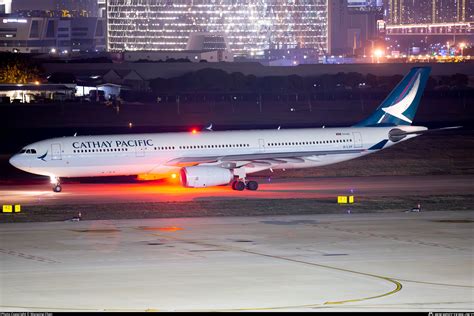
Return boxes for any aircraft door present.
[352,132,363,148]
[51,143,62,160]
[258,139,265,152]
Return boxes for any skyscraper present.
[106,0,328,56]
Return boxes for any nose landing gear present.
[50,176,62,193]
[53,184,62,192]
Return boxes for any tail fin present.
[354,67,431,127]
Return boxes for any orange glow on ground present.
[2,177,472,207]
[137,173,180,182]
[139,226,183,232]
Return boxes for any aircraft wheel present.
[53,185,62,193]
[234,181,246,191]
[246,181,258,191]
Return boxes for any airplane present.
[9,67,456,193]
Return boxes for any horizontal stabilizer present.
[389,126,462,142]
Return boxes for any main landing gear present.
[50,176,62,193]
[230,168,258,191]
[231,180,259,191]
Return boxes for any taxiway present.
[1,211,473,311]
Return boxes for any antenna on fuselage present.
[277,126,281,130]
[73,132,77,137]
[205,123,213,131]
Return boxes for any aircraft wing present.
[165,149,365,167]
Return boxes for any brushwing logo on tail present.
[379,73,421,124]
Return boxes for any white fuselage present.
[9,126,424,179]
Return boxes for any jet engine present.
[180,166,234,188]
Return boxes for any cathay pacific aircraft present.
[9,67,457,192]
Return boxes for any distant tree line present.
[149,68,470,94]
[0,52,43,84]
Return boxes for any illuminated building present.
[12,0,99,17]
[0,16,106,53]
[385,0,472,25]
[347,0,383,10]
[0,0,12,14]
[106,0,328,57]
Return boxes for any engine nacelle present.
[180,166,234,188]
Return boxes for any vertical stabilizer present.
[354,67,431,127]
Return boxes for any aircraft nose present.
[9,154,19,168]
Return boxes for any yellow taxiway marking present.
[149,232,403,311]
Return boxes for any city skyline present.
[0,0,472,59]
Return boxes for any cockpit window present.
[20,149,37,154]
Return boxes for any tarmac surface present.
[1,175,474,205]
[1,211,473,312]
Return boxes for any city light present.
[373,49,385,58]
[2,18,27,23]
